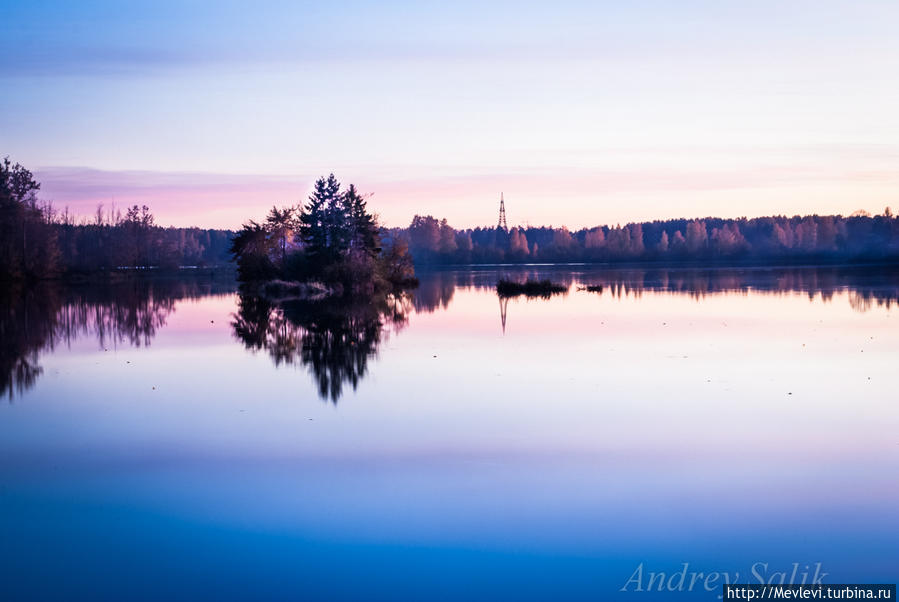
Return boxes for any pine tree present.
[344,184,379,257]
[299,174,341,263]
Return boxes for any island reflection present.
[231,290,412,402]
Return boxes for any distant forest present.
[2,156,898,281]
[399,211,899,265]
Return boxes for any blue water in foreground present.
[1,266,897,600]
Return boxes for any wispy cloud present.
[7,1,899,227]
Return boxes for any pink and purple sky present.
[2,0,898,229]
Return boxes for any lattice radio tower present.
[497,192,508,231]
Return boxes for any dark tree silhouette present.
[345,184,379,258]
[0,157,60,280]
[298,173,342,265]
[229,222,276,281]
[265,206,294,268]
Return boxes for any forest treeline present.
[398,211,899,265]
[1,158,233,280]
[57,208,234,273]
[4,155,899,281]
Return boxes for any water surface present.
[1,266,897,600]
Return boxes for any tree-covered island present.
[229,174,417,297]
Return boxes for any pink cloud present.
[36,167,313,229]
[34,163,899,230]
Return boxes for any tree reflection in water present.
[231,290,412,402]
[2,266,897,400]
[0,279,234,399]
[0,285,57,397]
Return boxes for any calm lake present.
[1,266,897,601]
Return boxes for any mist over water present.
[1,266,897,600]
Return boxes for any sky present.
[2,0,898,229]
